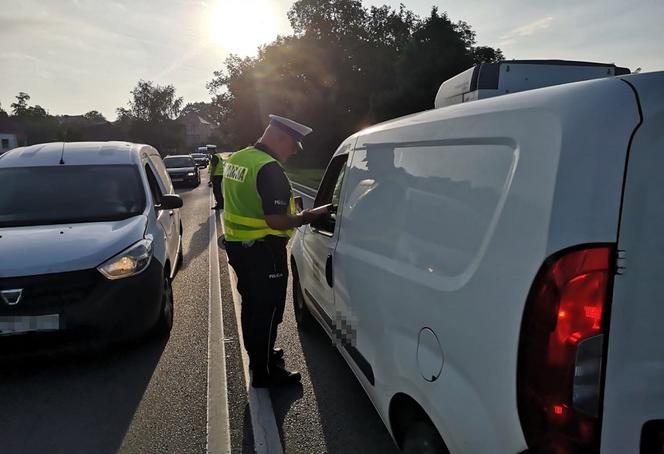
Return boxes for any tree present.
[287,0,368,40]
[83,110,106,122]
[472,46,504,64]
[116,80,186,154]
[179,101,223,125]
[208,1,505,166]
[117,80,183,122]
[11,92,31,116]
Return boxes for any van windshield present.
[0,165,146,227]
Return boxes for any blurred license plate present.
[0,314,60,336]
[172,178,183,182]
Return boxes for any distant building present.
[179,112,217,148]
[0,113,26,154]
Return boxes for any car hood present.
[0,215,148,278]
[166,167,196,173]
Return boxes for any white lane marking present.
[207,188,232,454]
[220,225,284,454]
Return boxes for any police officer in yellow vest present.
[209,152,226,209]
[223,114,326,388]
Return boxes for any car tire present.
[402,421,449,454]
[154,271,174,337]
[292,265,314,330]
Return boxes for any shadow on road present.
[296,323,398,453]
[269,380,304,450]
[0,337,167,454]
[180,217,209,271]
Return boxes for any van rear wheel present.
[402,421,448,454]
[292,267,314,330]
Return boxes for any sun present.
[209,0,282,56]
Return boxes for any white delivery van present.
[290,64,664,453]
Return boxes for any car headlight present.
[98,238,153,280]
[187,172,195,176]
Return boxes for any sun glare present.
[209,0,281,56]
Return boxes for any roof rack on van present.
[434,59,631,109]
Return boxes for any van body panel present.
[334,110,559,452]
[545,82,640,255]
[601,72,664,453]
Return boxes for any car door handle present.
[169,210,174,216]
[325,254,334,288]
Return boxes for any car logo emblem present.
[1,289,23,306]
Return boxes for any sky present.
[1,0,662,120]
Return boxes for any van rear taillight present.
[518,245,615,453]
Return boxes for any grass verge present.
[285,167,325,189]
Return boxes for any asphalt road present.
[0,170,396,454]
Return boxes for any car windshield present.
[0,165,146,227]
[164,157,194,168]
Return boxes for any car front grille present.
[0,269,102,312]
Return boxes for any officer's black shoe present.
[271,348,284,361]
[252,366,301,388]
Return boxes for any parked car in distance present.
[0,141,184,353]
[163,155,200,187]
[290,64,664,454]
[191,152,209,168]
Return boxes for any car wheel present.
[154,272,174,337]
[402,421,448,454]
[292,266,314,330]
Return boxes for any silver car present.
[0,141,183,352]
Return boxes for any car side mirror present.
[157,194,183,210]
[294,196,304,213]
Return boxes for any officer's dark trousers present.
[212,175,223,207]
[225,236,288,375]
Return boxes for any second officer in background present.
[209,151,225,210]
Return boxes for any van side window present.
[312,154,348,235]
[145,164,163,206]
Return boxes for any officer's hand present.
[298,209,318,225]
[299,206,329,225]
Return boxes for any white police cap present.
[269,114,313,143]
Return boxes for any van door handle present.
[325,254,334,287]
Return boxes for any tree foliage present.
[116,80,183,123]
[208,1,503,166]
[180,101,223,125]
[116,80,186,154]
[83,110,106,122]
